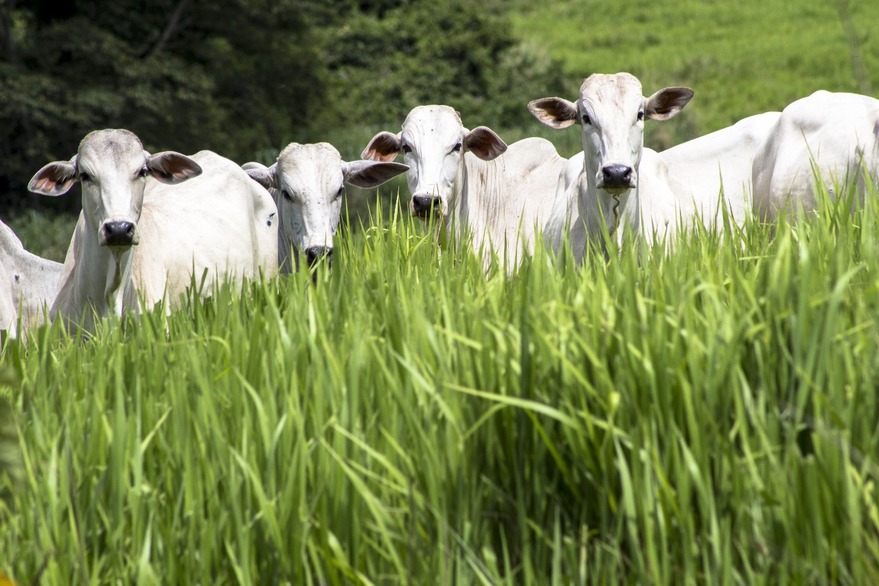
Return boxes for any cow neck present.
[578,164,639,252]
[454,152,508,262]
[54,213,139,327]
[273,192,298,273]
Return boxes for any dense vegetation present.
[3,191,879,583]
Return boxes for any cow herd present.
[2,72,878,338]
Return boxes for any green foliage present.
[2,189,879,583]
[0,0,322,213]
[1,209,77,262]
[314,0,567,136]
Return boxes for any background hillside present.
[507,0,879,154]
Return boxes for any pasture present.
[3,0,879,583]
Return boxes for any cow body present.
[132,151,279,303]
[363,106,566,270]
[29,130,277,331]
[0,220,62,337]
[659,111,782,227]
[244,142,407,272]
[752,91,879,220]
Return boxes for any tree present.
[315,0,567,133]
[0,0,323,212]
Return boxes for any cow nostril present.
[412,195,440,217]
[102,221,136,246]
[305,246,332,268]
[601,164,634,188]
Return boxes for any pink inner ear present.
[148,153,202,184]
[32,177,58,192]
[465,127,507,161]
[362,132,401,162]
[29,162,77,195]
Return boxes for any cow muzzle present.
[101,220,137,247]
[598,164,635,192]
[411,195,442,220]
[305,246,333,269]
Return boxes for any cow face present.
[529,73,693,197]
[245,143,407,270]
[28,129,202,250]
[362,105,507,221]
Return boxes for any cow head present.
[244,143,407,270]
[529,73,693,197]
[28,129,202,250]
[361,105,507,221]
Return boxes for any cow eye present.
[336,186,345,198]
[281,189,293,201]
[136,167,148,179]
[452,142,462,153]
[637,111,645,122]
[79,172,91,182]
[581,114,591,125]
[401,144,412,154]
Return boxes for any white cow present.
[243,142,408,272]
[752,90,879,221]
[659,111,782,227]
[362,105,567,270]
[0,219,63,338]
[529,72,695,260]
[28,129,278,332]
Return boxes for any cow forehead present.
[278,142,342,190]
[278,142,342,171]
[402,105,463,141]
[579,73,644,113]
[77,129,145,171]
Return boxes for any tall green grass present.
[2,187,879,583]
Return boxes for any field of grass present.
[2,186,879,583]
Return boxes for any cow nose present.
[102,221,136,247]
[412,195,440,218]
[305,246,333,268]
[601,164,634,190]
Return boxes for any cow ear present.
[528,98,579,129]
[242,162,277,190]
[464,126,507,161]
[342,161,409,189]
[28,161,78,196]
[147,151,203,184]
[361,132,402,162]
[645,87,694,121]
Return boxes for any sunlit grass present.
[2,186,879,583]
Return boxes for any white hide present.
[362,105,566,270]
[132,151,278,304]
[0,219,63,338]
[752,91,879,220]
[543,151,585,256]
[529,72,695,260]
[244,142,407,272]
[659,111,782,227]
[28,130,277,332]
